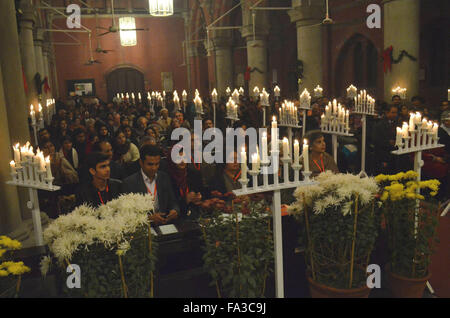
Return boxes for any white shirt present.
[141,169,159,212]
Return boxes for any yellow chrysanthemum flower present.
[0,269,8,277]
[0,236,22,250]
[375,174,388,183]
[0,249,6,258]
[380,191,389,202]
[430,191,438,197]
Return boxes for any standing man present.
[121,145,179,225]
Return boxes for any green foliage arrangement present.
[289,172,380,289]
[199,192,274,298]
[375,171,441,278]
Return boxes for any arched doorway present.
[106,67,145,102]
[335,34,378,97]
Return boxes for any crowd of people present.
[34,91,449,221]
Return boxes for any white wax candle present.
[345,110,349,130]
[226,87,231,96]
[396,127,403,147]
[211,89,218,103]
[253,86,260,98]
[262,132,268,162]
[294,140,300,165]
[271,117,278,153]
[251,153,260,171]
[409,114,415,131]
[303,140,309,172]
[240,147,247,179]
[30,105,36,125]
[13,144,20,164]
[182,90,187,101]
[282,138,289,159]
[432,123,438,139]
[402,123,409,138]
[45,156,52,179]
[274,86,281,97]
[10,161,16,174]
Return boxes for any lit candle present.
[300,89,311,109]
[13,143,20,164]
[238,87,244,96]
[226,87,231,96]
[232,89,240,104]
[314,85,323,98]
[182,90,187,102]
[261,131,268,162]
[294,139,300,166]
[194,95,203,113]
[274,86,281,98]
[253,86,260,98]
[10,160,16,175]
[260,89,270,106]
[345,110,349,131]
[346,85,357,99]
[415,112,422,125]
[30,105,36,125]
[432,123,438,140]
[396,127,403,147]
[282,137,289,159]
[409,113,415,131]
[251,152,260,172]
[240,147,247,180]
[211,88,218,103]
[402,122,409,138]
[45,156,52,180]
[271,117,278,153]
[303,139,309,172]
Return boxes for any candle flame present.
[45,156,50,163]
[304,139,308,145]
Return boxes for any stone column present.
[209,34,234,96]
[288,0,324,93]
[34,28,45,99]
[0,65,23,235]
[383,0,420,101]
[18,1,38,106]
[0,0,32,234]
[241,0,270,91]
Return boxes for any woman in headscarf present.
[167,146,204,219]
[302,130,339,178]
[112,129,140,164]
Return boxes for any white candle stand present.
[352,109,375,178]
[233,150,316,298]
[279,124,302,159]
[6,163,60,247]
[321,125,353,164]
[195,111,204,121]
[392,125,443,295]
[225,116,239,127]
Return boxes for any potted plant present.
[375,171,441,298]
[0,236,31,297]
[199,192,274,298]
[289,172,380,298]
[41,193,158,298]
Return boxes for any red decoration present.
[244,66,251,82]
[383,46,393,73]
[43,77,51,94]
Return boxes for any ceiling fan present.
[84,33,102,66]
[96,0,149,37]
[94,12,114,54]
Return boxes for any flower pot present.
[307,276,371,298]
[388,269,431,298]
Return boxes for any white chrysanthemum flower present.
[40,255,52,277]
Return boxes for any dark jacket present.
[121,170,180,215]
[75,179,122,208]
[169,168,205,217]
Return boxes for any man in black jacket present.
[121,145,179,225]
[75,152,122,208]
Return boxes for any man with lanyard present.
[121,145,179,225]
[75,152,122,208]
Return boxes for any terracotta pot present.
[388,269,431,298]
[307,276,371,298]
